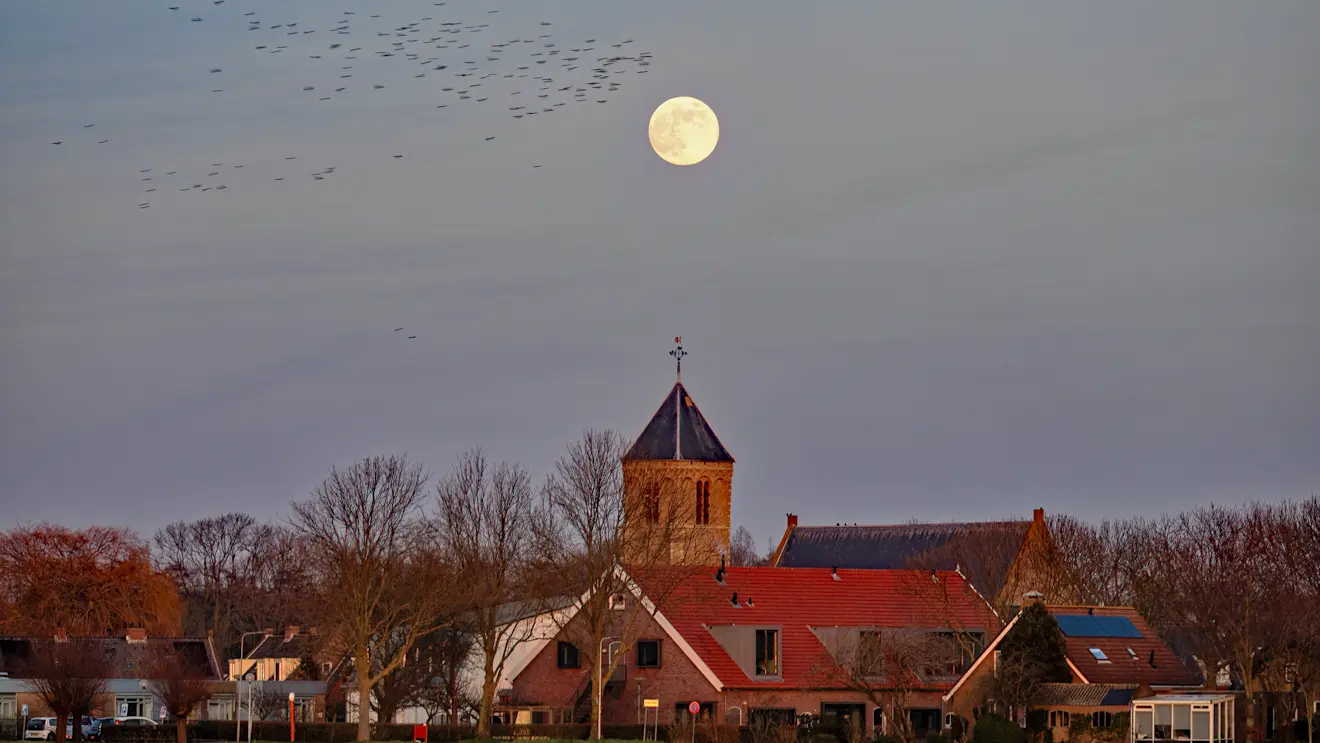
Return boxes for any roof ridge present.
[795,519,1028,529]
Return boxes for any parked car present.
[24,718,57,741]
[104,717,158,728]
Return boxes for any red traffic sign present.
[688,701,701,716]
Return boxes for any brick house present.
[505,565,999,737]
[943,604,1202,740]
[0,630,222,722]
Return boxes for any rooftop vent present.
[831,566,840,581]
[1149,650,1157,668]
[730,591,739,607]
[745,597,754,607]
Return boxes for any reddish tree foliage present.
[0,525,182,635]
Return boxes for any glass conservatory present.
[1132,694,1235,743]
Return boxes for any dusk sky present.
[2,0,1317,552]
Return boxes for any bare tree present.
[20,639,111,743]
[535,429,715,738]
[437,450,546,737]
[150,647,214,743]
[290,455,456,741]
[816,628,960,742]
[728,526,762,567]
[250,685,287,720]
[154,513,260,658]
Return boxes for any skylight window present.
[1090,648,1110,663]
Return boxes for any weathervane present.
[670,336,687,381]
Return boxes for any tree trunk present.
[355,652,372,742]
[590,649,603,740]
[477,653,497,738]
[176,716,188,743]
[55,713,68,743]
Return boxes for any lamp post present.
[237,630,272,743]
[596,638,620,741]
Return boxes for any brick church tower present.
[620,341,733,566]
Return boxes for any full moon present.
[648,96,719,166]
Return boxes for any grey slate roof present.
[0,636,221,680]
[1033,683,1138,708]
[622,382,733,463]
[775,521,1030,570]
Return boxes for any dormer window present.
[1089,648,1110,663]
[695,480,711,525]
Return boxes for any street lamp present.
[596,637,621,741]
[237,630,272,743]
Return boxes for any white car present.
[26,716,99,740]
[24,718,57,741]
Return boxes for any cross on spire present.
[670,336,687,381]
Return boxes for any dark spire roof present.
[623,382,734,463]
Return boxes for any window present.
[1089,647,1110,663]
[531,711,547,725]
[695,481,711,525]
[675,702,715,723]
[1092,711,1113,729]
[1174,705,1192,739]
[637,640,661,668]
[755,629,779,676]
[750,709,797,728]
[556,642,580,668]
[1051,711,1071,727]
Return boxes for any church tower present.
[621,340,734,566]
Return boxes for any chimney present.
[1033,508,1045,524]
[284,626,300,642]
[126,628,147,644]
[1023,591,1045,606]
[54,628,68,643]
[787,514,798,529]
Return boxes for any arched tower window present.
[643,484,661,523]
[695,479,711,525]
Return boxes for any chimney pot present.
[1033,508,1045,524]
[787,514,798,529]
[284,626,300,642]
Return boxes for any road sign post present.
[688,701,701,743]
[642,699,659,741]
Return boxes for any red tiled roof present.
[1046,606,1201,687]
[632,566,1000,691]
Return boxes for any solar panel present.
[1095,616,1143,638]
[1054,614,1144,638]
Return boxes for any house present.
[769,508,1073,615]
[0,630,222,722]
[503,565,1000,738]
[228,627,329,682]
[943,603,1202,740]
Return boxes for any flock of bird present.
[48,0,658,232]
